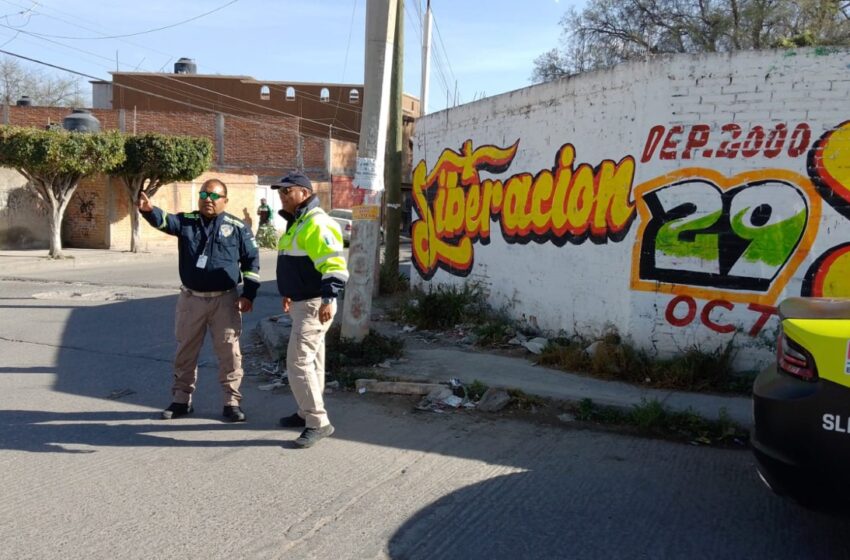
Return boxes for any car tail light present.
[776,328,818,381]
[345,224,352,231]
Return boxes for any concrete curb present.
[0,248,178,274]
[255,316,753,430]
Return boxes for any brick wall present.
[63,175,110,248]
[5,106,347,180]
[132,110,215,137]
[61,171,259,251]
[331,175,365,209]
[223,115,299,168]
[413,47,850,370]
[302,135,327,173]
[1,105,364,250]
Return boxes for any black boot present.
[222,405,246,422]
[161,402,193,420]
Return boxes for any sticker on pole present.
[354,156,385,192]
[352,205,380,220]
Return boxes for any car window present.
[329,210,352,219]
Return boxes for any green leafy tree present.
[532,0,850,81]
[111,133,213,253]
[0,126,125,257]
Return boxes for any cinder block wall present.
[65,171,258,252]
[412,47,850,369]
[0,168,48,248]
[0,106,363,249]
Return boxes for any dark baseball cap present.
[271,171,312,191]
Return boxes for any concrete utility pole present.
[341,0,397,341]
[382,0,403,287]
[420,0,432,116]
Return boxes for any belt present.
[181,286,234,298]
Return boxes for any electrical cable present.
[0,48,356,142]
[329,0,360,134]
[0,23,363,135]
[0,0,191,65]
[0,20,364,121]
[21,0,239,40]
[0,0,409,117]
[431,12,456,84]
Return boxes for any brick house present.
[0,59,419,250]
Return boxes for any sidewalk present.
[1,247,753,430]
[0,248,176,272]
[258,315,754,429]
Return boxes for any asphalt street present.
[1,250,849,559]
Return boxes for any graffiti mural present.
[809,120,850,220]
[411,120,850,338]
[411,140,636,279]
[802,121,850,298]
[630,168,820,305]
[803,243,850,298]
[641,123,812,162]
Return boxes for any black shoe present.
[294,424,335,448]
[161,402,193,420]
[279,413,306,428]
[222,405,246,422]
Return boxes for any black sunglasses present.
[278,186,296,195]
[199,191,224,201]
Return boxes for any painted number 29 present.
[639,180,808,292]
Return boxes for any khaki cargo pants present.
[172,289,243,406]
[287,298,335,429]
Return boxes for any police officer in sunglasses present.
[138,178,260,423]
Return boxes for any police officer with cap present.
[273,171,348,448]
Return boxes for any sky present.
[0,0,585,114]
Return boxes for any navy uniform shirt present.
[142,207,260,300]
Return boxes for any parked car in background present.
[327,208,383,246]
[751,297,850,511]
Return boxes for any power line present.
[404,0,422,43]
[429,10,458,103]
[0,22,363,132]
[22,0,239,40]
[0,0,179,64]
[0,16,367,116]
[0,0,370,120]
[430,13,456,85]
[329,0,360,133]
[0,48,357,143]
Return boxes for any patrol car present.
[751,297,850,510]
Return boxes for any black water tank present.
[62,108,101,133]
[174,57,197,74]
[16,96,31,106]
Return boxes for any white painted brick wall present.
[412,48,850,369]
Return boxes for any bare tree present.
[532,0,850,82]
[0,56,84,107]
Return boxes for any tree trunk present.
[47,203,63,258]
[123,177,148,253]
[22,173,80,259]
[130,204,141,253]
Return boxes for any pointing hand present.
[138,191,153,213]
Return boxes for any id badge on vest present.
[197,217,217,269]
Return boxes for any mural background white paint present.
[412,48,850,370]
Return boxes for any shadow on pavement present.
[3,275,850,557]
[0,409,283,453]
